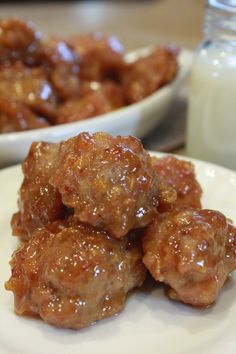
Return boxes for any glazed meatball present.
[78,79,124,100]
[0,17,42,66]
[152,156,202,211]
[11,141,65,242]
[155,180,177,213]
[69,33,125,81]
[42,37,81,100]
[51,132,158,238]
[0,96,49,133]
[120,47,178,104]
[142,209,236,307]
[5,221,146,329]
[55,81,124,124]
[0,63,56,118]
[0,19,180,133]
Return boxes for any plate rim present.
[1,151,236,354]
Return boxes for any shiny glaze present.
[0,17,42,66]
[120,47,178,104]
[143,209,236,307]
[0,97,49,133]
[68,33,125,81]
[6,221,146,329]
[8,131,236,329]
[0,62,56,117]
[152,156,202,212]
[42,37,81,101]
[55,81,124,124]
[11,141,65,242]
[0,18,178,133]
[51,132,159,238]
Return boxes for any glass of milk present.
[186,0,236,170]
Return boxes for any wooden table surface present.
[0,0,206,156]
[0,0,205,50]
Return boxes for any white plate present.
[1,152,236,354]
[0,48,193,166]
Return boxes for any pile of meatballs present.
[5,132,236,330]
[0,18,178,133]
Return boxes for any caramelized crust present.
[41,37,81,101]
[6,221,146,329]
[0,63,56,118]
[11,141,65,242]
[120,47,178,104]
[55,81,124,124]
[69,33,125,81]
[51,132,158,238]
[152,156,202,211]
[0,17,42,66]
[0,19,179,133]
[7,131,236,328]
[142,209,236,307]
[0,96,49,133]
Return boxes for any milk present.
[186,45,236,170]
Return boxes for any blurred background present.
[0,1,204,50]
[0,0,205,154]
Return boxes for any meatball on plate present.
[1,141,236,354]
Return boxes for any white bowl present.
[0,47,193,166]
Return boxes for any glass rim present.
[208,0,236,13]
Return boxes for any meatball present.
[51,132,158,238]
[0,96,49,133]
[142,209,236,307]
[42,37,78,66]
[120,47,178,104]
[55,81,124,124]
[69,33,125,81]
[5,221,146,329]
[152,156,202,211]
[42,37,81,100]
[0,63,56,118]
[0,17,42,66]
[156,180,177,213]
[11,141,65,242]
[78,79,124,100]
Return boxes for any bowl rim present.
[0,46,193,143]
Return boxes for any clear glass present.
[186,0,236,170]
